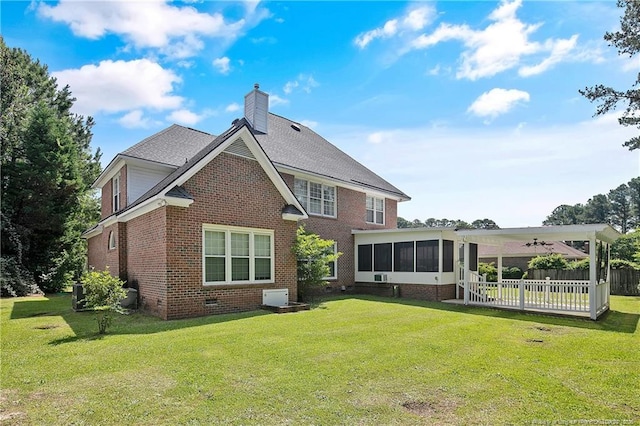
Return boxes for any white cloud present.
[519,35,579,77]
[621,55,640,73]
[468,88,530,119]
[269,95,289,107]
[166,109,206,125]
[52,59,183,116]
[325,114,639,228]
[299,120,318,129]
[371,0,582,80]
[355,5,435,49]
[213,56,231,74]
[118,110,160,129]
[283,74,319,94]
[38,0,267,58]
[225,102,240,113]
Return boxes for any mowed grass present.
[1,294,639,425]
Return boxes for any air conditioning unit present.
[72,284,86,311]
[374,274,388,283]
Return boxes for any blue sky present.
[3,0,639,227]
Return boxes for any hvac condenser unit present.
[374,274,388,283]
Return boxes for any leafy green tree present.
[471,219,500,229]
[80,269,127,334]
[584,194,611,224]
[528,254,570,270]
[292,226,341,302]
[543,204,585,225]
[628,177,640,227]
[579,0,639,151]
[611,230,640,263]
[608,184,633,233]
[0,38,101,295]
[397,217,413,228]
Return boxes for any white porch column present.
[589,236,597,320]
[497,243,503,300]
[464,241,470,305]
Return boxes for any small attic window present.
[290,124,301,132]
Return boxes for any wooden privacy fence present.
[527,269,640,296]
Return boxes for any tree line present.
[397,217,499,230]
[543,177,640,233]
[1,37,101,296]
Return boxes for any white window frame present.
[112,173,121,213]
[108,231,116,250]
[366,195,385,225]
[294,177,336,218]
[324,243,337,280]
[202,224,274,285]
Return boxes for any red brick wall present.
[101,183,111,219]
[280,173,398,290]
[126,207,168,318]
[162,152,298,319]
[100,165,127,219]
[87,234,106,271]
[395,283,456,301]
[87,223,124,277]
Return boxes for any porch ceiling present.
[455,224,620,245]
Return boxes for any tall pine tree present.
[1,37,101,295]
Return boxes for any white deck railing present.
[595,280,610,316]
[466,279,592,313]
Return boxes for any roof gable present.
[116,122,307,223]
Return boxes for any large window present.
[416,240,438,272]
[112,173,121,212]
[203,226,273,284]
[358,244,373,271]
[294,178,336,217]
[366,196,384,224]
[374,243,392,272]
[394,241,414,272]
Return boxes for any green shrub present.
[610,259,640,270]
[292,226,341,302]
[502,266,524,279]
[80,269,127,334]
[478,262,497,282]
[528,254,570,270]
[0,256,41,297]
[568,258,590,270]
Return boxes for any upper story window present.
[112,173,121,213]
[294,178,336,217]
[366,196,384,225]
[203,225,274,285]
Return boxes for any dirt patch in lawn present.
[401,393,461,423]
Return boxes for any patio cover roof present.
[455,224,620,245]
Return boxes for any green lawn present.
[1,294,639,425]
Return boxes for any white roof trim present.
[93,155,178,189]
[104,124,307,224]
[171,125,307,219]
[456,224,620,244]
[275,164,409,202]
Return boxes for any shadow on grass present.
[8,293,272,345]
[339,294,640,334]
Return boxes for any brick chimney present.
[244,83,269,133]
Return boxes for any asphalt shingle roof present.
[114,113,410,210]
[254,114,409,199]
[122,124,215,166]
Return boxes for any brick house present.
[84,85,410,319]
